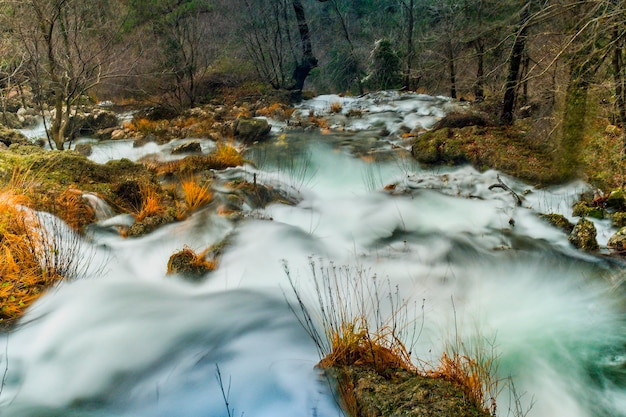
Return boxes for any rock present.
[87,109,119,132]
[95,127,117,140]
[74,143,93,156]
[606,188,626,211]
[115,180,142,210]
[133,133,157,148]
[572,201,605,219]
[0,125,29,147]
[539,213,575,234]
[611,212,626,228]
[608,227,626,252]
[127,211,176,237]
[569,218,599,251]
[234,117,271,143]
[325,366,491,417]
[171,141,202,155]
[166,247,216,281]
[110,129,126,140]
[431,112,492,130]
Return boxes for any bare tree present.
[15,0,129,149]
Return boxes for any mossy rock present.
[411,125,558,186]
[234,117,271,143]
[611,212,626,228]
[606,188,626,211]
[572,201,605,220]
[0,125,29,147]
[607,227,626,252]
[325,366,490,417]
[127,210,176,237]
[539,213,575,234]
[568,218,599,251]
[167,247,215,281]
[431,112,492,130]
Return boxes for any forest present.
[1,0,625,160]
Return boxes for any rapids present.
[3,92,626,417]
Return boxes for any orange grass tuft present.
[54,188,96,231]
[135,183,164,221]
[0,190,64,327]
[210,141,245,168]
[428,348,499,415]
[180,176,213,213]
[330,102,343,113]
[318,320,414,373]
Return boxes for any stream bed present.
[2,92,626,417]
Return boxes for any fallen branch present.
[489,175,523,207]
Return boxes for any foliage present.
[365,39,402,90]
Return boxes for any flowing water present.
[4,92,626,417]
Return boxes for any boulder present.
[110,129,126,141]
[74,143,93,157]
[568,218,599,251]
[172,141,202,155]
[0,125,29,147]
[572,201,605,219]
[606,188,626,211]
[608,227,626,252]
[539,213,574,234]
[234,117,271,143]
[166,247,215,281]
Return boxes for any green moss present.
[572,201,605,220]
[539,213,575,234]
[412,125,558,186]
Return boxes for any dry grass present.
[330,102,343,113]
[135,183,164,221]
[180,176,213,214]
[210,141,245,169]
[284,260,417,373]
[429,350,499,416]
[284,260,502,417]
[0,190,63,327]
[53,188,96,231]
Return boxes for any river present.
[2,92,625,417]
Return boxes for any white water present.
[2,93,626,417]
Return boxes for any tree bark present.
[500,1,531,126]
[290,0,317,94]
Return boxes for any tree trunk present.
[500,1,531,125]
[473,39,484,100]
[560,72,589,178]
[447,38,456,99]
[612,28,626,144]
[404,0,414,90]
[291,0,317,94]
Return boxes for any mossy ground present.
[325,366,491,417]
[412,116,626,191]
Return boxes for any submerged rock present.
[569,218,599,251]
